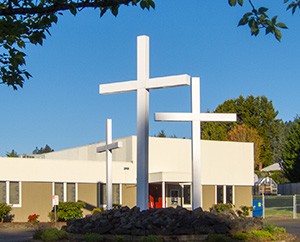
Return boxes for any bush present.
[210,203,234,213]
[237,206,253,217]
[28,213,40,223]
[49,201,85,222]
[34,228,68,241]
[0,203,12,222]
[91,207,104,215]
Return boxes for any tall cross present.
[155,77,237,209]
[96,119,122,210]
[100,35,190,210]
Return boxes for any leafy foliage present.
[49,201,85,222]
[34,228,68,241]
[32,144,54,154]
[281,116,300,182]
[6,149,18,157]
[0,0,155,90]
[0,1,298,89]
[202,95,285,168]
[0,203,12,222]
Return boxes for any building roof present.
[261,163,281,172]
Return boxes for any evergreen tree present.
[281,116,300,182]
[6,149,18,157]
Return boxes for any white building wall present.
[0,136,254,186]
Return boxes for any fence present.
[253,195,300,219]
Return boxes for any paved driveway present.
[0,230,34,242]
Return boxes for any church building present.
[0,136,254,222]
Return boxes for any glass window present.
[0,181,6,203]
[217,185,224,204]
[100,184,120,205]
[9,182,19,205]
[226,186,233,204]
[67,183,76,202]
[112,184,120,205]
[170,189,179,205]
[183,185,191,205]
[55,183,64,202]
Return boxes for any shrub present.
[210,203,234,213]
[28,213,40,223]
[34,228,68,241]
[237,206,253,217]
[84,233,104,242]
[91,207,104,215]
[49,201,85,222]
[0,203,12,222]
[249,230,274,241]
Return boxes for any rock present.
[65,206,262,236]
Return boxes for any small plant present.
[84,233,104,242]
[49,201,85,222]
[237,205,253,217]
[91,207,104,215]
[210,203,234,213]
[249,230,274,241]
[27,213,40,223]
[34,228,68,241]
[0,203,12,222]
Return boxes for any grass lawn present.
[265,208,299,218]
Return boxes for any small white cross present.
[100,35,190,210]
[155,77,237,209]
[96,119,122,210]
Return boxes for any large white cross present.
[100,35,190,210]
[96,119,122,210]
[155,77,237,209]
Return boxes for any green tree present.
[0,0,297,90]
[33,144,54,154]
[202,95,285,168]
[281,116,300,182]
[6,149,18,157]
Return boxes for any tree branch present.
[0,0,133,16]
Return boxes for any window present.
[183,185,191,205]
[217,185,224,203]
[0,181,21,207]
[170,189,179,205]
[216,185,234,204]
[53,182,77,202]
[0,182,5,203]
[226,186,233,204]
[99,184,120,206]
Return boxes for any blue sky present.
[0,1,299,156]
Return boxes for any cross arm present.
[147,74,190,89]
[96,141,123,153]
[155,112,194,122]
[100,81,138,94]
[155,112,237,122]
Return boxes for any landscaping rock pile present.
[65,206,263,236]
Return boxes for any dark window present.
[183,185,191,205]
[217,185,223,203]
[226,186,233,204]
